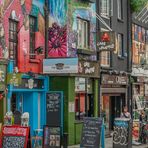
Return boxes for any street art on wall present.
[67,0,96,58]
[48,0,96,59]
[0,0,45,72]
[48,0,67,58]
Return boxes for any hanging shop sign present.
[102,74,128,85]
[0,65,6,90]
[7,73,22,87]
[78,60,99,77]
[43,58,78,74]
[13,78,44,89]
[97,31,115,51]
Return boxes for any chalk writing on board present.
[113,120,128,146]
[2,136,25,148]
[46,93,60,112]
[80,117,102,148]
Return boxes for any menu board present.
[2,125,30,148]
[80,117,102,148]
[46,92,62,126]
[43,126,61,148]
[113,118,132,148]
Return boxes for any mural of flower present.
[48,22,67,57]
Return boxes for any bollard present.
[63,133,68,148]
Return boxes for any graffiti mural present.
[48,0,96,59]
[48,0,67,58]
[67,0,96,58]
[0,0,45,73]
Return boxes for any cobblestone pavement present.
[68,137,148,148]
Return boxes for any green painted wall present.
[50,76,75,145]
[50,76,99,145]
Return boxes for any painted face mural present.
[48,0,67,57]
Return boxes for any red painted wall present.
[0,0,45,73]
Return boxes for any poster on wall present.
[0,65,6,90]
[132,121,140,141]
[43,126,61,148]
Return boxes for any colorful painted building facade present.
[45,0,99,145]
[0,0,48,137]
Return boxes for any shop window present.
[100,0,110,17]
[9,19,18,64]
[100,51,110,67]
[77,18,90,49]
[117,33,124,57]
[29,16,36,59]
[117,0,123,20]
[75,93,94,120]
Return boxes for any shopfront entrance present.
[10,91,45,134]
[102,94,126,131]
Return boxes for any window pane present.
[101,51,110,66]
[101,0,109,16]
[29,16,36,59]
[118,34,123,56]
[77,18,89,49]
[9,19,18,61]
[118,0,122,19]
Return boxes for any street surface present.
[68,137,148,148]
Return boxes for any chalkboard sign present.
[113,118,132,148]
[80,117,102,148]
[14,110,22,125]
[46,92,62,126]
[2,125,30,148]
[43,126,61,148]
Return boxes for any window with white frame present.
[77,18,89,49]
[100,51,110,67]
[117,0,123,19]
[100,0,110,17]
[117,33,124,57]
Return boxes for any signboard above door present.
[43,58,78,74]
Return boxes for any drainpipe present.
[127,0,132,115]
[44,0,49,59]
[96,0,101,117]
